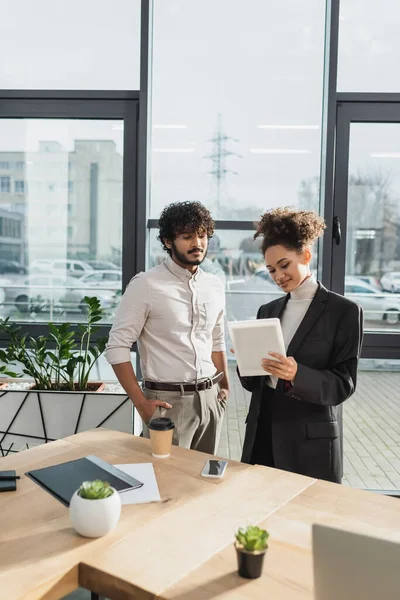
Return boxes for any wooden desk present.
[161,475,400,600]
[0,429,314,600]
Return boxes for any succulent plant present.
[235,525,269,552]
[77,480,114,500]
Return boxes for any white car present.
[345,276,400,324]
[76,270,122,291]
[380,272,400,293]
[30,259,94,278]
[3,274,116,314]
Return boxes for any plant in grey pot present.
[235,525,269,579]
[70,479,121,538]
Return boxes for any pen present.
[0,475,20,480]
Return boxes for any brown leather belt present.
[144,372,224,393]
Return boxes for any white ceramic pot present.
[69,487,121,538]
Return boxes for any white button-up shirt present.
[105,256,226,382]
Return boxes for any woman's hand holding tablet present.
[228,318,286,377]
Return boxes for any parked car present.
[345,276,400,324]
[77,270,122,290]
[380,272,400,293]
[225,270,400,326]
[0,259,27,275]
[3,274,117,314]
[30,259,94,278]
[353,275,381,290]
[29,259,54,273]
[86,260,120,271]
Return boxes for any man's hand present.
[137,398,172,424]
[217,388,229,402]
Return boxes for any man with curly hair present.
[105,201,229,454]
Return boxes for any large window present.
[344,359,400,491]
[338,0,400,92]
[0,0,141,89]
[0,110,133,327]
[0,1,398,493]
[150,0,326,220]
[344,123,400,332]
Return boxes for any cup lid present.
[148,417,175,431]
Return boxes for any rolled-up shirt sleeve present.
[105,274,151,365]
[212,283,226,352]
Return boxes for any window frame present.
[0,91,139,342]
[0,0,399,361]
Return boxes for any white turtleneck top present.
[269,274,318,389]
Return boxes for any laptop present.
[312,523,400,600]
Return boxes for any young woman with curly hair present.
[238,207,363,483]
[106,201,229,455]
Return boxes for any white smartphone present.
[201,459,228,479]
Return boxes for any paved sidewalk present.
[218,364,400,491]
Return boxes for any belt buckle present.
[206,378,213,390]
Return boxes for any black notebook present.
[26,455,143,507]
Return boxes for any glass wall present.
[0,1,398,490]
[344,123,400,332]
[150,0,325,220]
[338,0,400,92]
[0,0,141,89]
[343,359,400,490]
[0,120,124,324]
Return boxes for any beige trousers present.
[142,384,227,455]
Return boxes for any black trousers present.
[249,386,275,467]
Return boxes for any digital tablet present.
[228,318,286,377]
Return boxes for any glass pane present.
[0,119,123,324]
[338,0,400,92]
[346,123,400,332]
[150,0,325,219]
[0,0,140,89]
[344,358,400,492]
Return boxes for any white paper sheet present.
[114,463,161,505]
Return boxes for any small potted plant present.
[69,480,121,538]
[235,525,269,579]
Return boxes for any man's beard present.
[171,241,208,266]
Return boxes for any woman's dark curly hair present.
[158,201,215,255]
[254,207,326,255]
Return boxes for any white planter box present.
[0,383,136,452]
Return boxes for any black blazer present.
[239,283,363,483]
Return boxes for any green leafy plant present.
[235,526,269,552]
[0,297,107,391]
[0,349,19,379]
[78,480,114,499]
